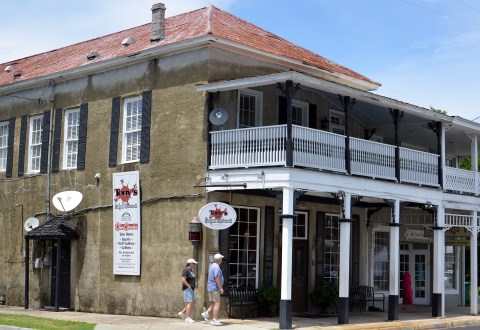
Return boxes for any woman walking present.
[178,258,198,323]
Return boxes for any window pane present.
[373,232,389,291]
[123,97,142,162]
[0,123,8,171]
[64,110,80,169]
[29,116,43,172]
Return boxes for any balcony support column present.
[436,121,443,188]
[388,199,401,321]
[469,134,478,194]
[470,210,478,315]
[339,96,355,175]
[389,109,404,183]
[338,192,352,324]
[279,80,298,167]
[432,205,444,317]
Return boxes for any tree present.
[429,106,447,115]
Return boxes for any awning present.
[25,216,79,240]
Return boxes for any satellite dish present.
[52,191,83,212]
[209,108,229,126]
[24,217,39,232]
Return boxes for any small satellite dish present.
[209,108,229,126]
[24,217,39,232]
[52,191,83,212]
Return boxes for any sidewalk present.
[1,305,480,329]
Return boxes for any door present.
[413,251,428,305]
[292,241,308,312]
[51,240,71,308]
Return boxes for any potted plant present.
[309,281,338,314]
[258,285,280,317]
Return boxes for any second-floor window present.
[238,89,263,128]
[28,115,43,173]
[0,122,8,171]
[63,109,80,169]
[292,100,309,126]
[122,96,142,163]
[329,109,345,135]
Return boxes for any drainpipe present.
[46,81,55,220]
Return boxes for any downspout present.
[46,81,55,220]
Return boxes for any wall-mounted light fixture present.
[188,216,202,245]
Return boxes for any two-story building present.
[0,3,479,328]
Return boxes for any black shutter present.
[109,97,121,167]
[219,214,230,295]
[309,103,317,129]
[278,96,287,124]
[352,214,360,287]
[40,110,51,174]
[17,116,27,177]
[140,90,151,164]
[77,103,88,170]
[52,109,63,173]
[5,118,16,178]
[263,206,275,286]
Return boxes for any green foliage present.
[429,106,447,115]
[309,281,339,310]
[258,285,280,313]
[458,156,480,171]
[0,314,95,330]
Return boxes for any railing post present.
[340,95,355,175]
[278,81,298,167]
[390,109,404,183]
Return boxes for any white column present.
[280,186,294,300]
[471,135,478,194]
[388,200,400,320]
[441,123,446,187]
[433,206,445,317]
[339,192,352,298]
[471,210,478,315]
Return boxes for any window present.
[329,109,345,135]
[122,96,142,163]
[323,214,340,285]
[0,122,8,171]
[238,89,263,128]
[291,100,309,127]
[228,207,259,288]
[444,245,457,290]
[373,231,389,291]
[63,109,80,169]
[28,115,43,173]
[279,211,308,240]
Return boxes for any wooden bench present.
[228,287,260,320]
[350,285,385,312]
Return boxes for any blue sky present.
[0,0,479,120]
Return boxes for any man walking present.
[201,253,224,326]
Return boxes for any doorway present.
[292,241,308,312]
[400,244,429,305]
[51,240,71,308]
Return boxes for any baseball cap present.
[213,253,224,260]
[186,258,198,264]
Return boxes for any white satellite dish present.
[209,108,229,126]
[24,217,39,232]
[52,191,83,212]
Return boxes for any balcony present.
[209,125,479,195]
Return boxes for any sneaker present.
[201,311,209,321]
[185,317,195,323]
[211,319,223,326]
[178,311,185,320]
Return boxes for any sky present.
[0,0,479,120]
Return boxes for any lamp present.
[188,216,202,245]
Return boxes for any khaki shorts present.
[208,291,221,302]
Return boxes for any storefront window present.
[323,214,340,285]
[229,207,259,288]
[373,231,389,291]
[444,246,457,290]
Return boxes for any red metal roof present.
[0,6,379,88]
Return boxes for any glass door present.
[413,251,428,305]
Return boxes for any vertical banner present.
[113,171,141,275]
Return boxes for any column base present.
[388,295,399,320]
[432,293,442,317]
[279,299,292,329]
[337,297,349,324]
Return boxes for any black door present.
[51,240,71,308]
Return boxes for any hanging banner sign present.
[199,202,237,230]
[113,171,141,275]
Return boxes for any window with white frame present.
[444,245,458,290]
[228,206,259,288]
[329,109,345,135]
[373,231,389,291]
[122,96,142,163]
[0,122,8,171]
[28,115,43,173]
[323,213,340,285]
[237,89,263,128]
[63,109,80,169]
[292,100,309,127]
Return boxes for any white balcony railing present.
[209,125,479,195]
[445,214,480,228]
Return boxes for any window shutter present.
[77,103,88,170]
[109,97,120,167]
[278,96,287,124]
[5,118,16,178]
[140,90,151,164]
[263,206,275,286]
[309,103,317,129]
[17,116,27,177]
[352,214,360,287]
[219,224,230,295]
[52,108,63,172]
[315,212,325,286]
[40,110,51,174]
